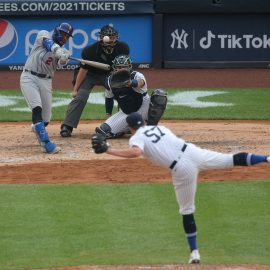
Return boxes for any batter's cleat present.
[43,141,61,154]
[33,122,61,154]
[31,124,43,146]
[188,249,200,264]
[267,156,270,163]
[60,125,73,137]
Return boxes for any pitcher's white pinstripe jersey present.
[129,125,233,215]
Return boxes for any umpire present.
[60,24,130,137]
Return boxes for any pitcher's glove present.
[109,69,131,88]
[91,133,110,154]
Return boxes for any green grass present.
[0,181,270,270]
[0,88,270,121]
[165,88,270,120]
[1,87,269,270]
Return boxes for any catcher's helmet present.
[99,25,119,54]
[52,22,73,45]
[112,54,132,72]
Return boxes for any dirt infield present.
[0,120,270,184]
[1,68,270,270]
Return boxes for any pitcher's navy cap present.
[126,112,145,129]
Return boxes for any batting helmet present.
[99,25,119,54]
[112,54,132,72]
[52,22,73,45]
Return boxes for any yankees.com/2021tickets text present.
[0,1,125,13]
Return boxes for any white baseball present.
[103,36,110,43]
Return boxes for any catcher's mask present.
[52,22,73,46]
[99,25,119,54]
[112,54,132,72]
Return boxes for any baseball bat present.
[68,57,111,71]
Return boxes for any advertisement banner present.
[0,0,154,16]
[164,14,270,67]
[0,16,152,71]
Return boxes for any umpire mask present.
[99,25,119,54]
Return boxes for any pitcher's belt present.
[169,143,187,170]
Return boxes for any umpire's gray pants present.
[63,72,107,128]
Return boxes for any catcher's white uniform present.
[129,125,234,215]
[104,71,150,135]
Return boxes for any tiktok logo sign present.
[199,31,216,49]
[199,30,270,49]
[170,28,270,50]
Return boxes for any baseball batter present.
[91,112,270,264]
[20,22,73,153]
[95,54,150,138]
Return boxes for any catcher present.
[95,54,168,139]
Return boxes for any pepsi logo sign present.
[0,18,18,61]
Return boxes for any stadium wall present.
[1,0,270,69]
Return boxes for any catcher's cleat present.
[60,125,73,137]
[188,249,200,264]
[111,131,126,139]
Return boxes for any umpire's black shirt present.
[80,41,130,75]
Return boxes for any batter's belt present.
[169,143,187,170]
[24,69,52,79]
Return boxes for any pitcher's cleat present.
[188,249,200,264]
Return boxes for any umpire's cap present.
[126,112,145,129]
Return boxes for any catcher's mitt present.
[91,133,109,154]
[109,69,131,88]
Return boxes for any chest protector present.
[111,72,144,114]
